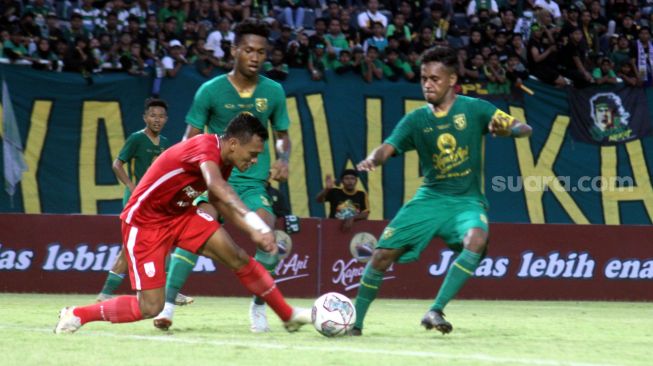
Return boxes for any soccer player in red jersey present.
[54,113,311,334]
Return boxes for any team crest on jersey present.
[255,98,268,112]
[381,227,395,240]
[144,262,156,278]
[453,114,467,130]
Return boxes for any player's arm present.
[487,109,532,138]
[270,130,290,182]
[357,143,396,172]
[183,125,203,140]
[200,160,275,252]
[112,158,136,192]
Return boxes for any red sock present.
[73,296,143,325]
[235,257,293,321]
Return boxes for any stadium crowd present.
[1,0,652,92]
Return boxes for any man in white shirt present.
[466,0,499,18]
[206,18,235,59]
[161,39,187,77]
[357,0,387,39]
[534,0,562,20]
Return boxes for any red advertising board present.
[1,214,651,300]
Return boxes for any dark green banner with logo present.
[1,64,652,225]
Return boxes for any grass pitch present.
[0,294,650,366]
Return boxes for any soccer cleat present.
[153,303,175,331]
[174,293,194,306]
[283,307,311,333]
[421,309,453,334]
[249,302,270,333]
[95,293,113,302]
[346,327,362,336]
[54,307,82,334]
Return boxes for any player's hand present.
[357,158,376,172]
[325,174,334,189]
[252,230,277,254]
[270,159,289,182]
[488,114,513,137]
[340,217,354,232]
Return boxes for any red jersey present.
[120,134,233,227]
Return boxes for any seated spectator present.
[559,27,594,88]
[333,49,355,74]
[94,11,121,42]
[466,27,484,57]
[206,17,235,60]
[283,0,306,30]
[160,16,181,45]
[457,47,477,82]
[193,38,223,77]
[263,47,289,81]
[315,170,369,232]
[31,37,58,70]
[44,12,65,48]
[2,28,29,62]
[357,0,388,41]
[484,52,511,94]
[363,21,387,54]
[274,24,294,52]
[467,0,499,19]
[190,0,218,27]
[120,41,147,76]
[405,48,420,82]
[632,26,653,87]
[63,13,91,46]
[63,36,97,80]
[616,61,641,86]
[129,0,156,26]
[412,25,436,55]
[23,0,53,21]
[325,18,349,60]
[309,17,327,47]
[592,57,618,84]
[382,47,414,81]
[500,8,517,33]
[339,10,360,48]
[509,32,528,62]
[493,28,512,63]
[220,0,252,23]
[361,45,383,82]
[74,0,101,33]
[527,23,566,87]
[308,41,327,80]
[324,0,341,23]
[534,0,561,21]
[96,33,116,66]
[286,32,310,67]
[579,9,600,56]
[157,0,187,34]
[139,14,160,61]
[386,12,412,54]
[609,34,631,69]
[422,3,449,43]
[505,53,530,90]
[19,12,41,39]
[161,39,187,77]
[351,47,365,74]
[103,0,130,30]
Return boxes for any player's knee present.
[370,249,394,271]
[464,229,488,253]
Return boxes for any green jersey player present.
[350,46,532,336]
[154,18,292,333]
[96,98,194,305]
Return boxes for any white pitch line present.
[0,324,624,366]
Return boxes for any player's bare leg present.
[349,247,405,336]
[424,228,488,335]
[249,207,277,332]
[198,226,310,332]
[96,250,129,302]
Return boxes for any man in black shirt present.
[316,169,370,231]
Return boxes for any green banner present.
[1,64,652,225]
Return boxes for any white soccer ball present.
[311,292,356,337]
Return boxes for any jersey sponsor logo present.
[453,114,467,130]
[196,208,215,222]
[349,232,377,263]
[433,133,470,176]
[436,124,451,130]
[423,127,434,133]
[255,98,268,112]
[224,103,236,109]
[144,261,156,277]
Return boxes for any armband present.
[244,212,272,233]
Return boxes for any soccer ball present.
[311,292,356,337]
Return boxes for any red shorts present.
[121,208,219,290]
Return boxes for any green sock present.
[165,247,199,304]
[353,264,385,330]
[100,271,125,295]
[253,248,280,305]
[431,249,482,311]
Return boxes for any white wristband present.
[244,212,271,234]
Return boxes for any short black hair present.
[144,98,168,112]
[224,113,269,144]
[340,169,358,179]
[420,46,457,71]
[234,18,270,45]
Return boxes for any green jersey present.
[385,96,499,203]
[186,74,290,186]
[118,130,170,204]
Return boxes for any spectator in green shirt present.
[334,49,355,74]
[592,57,618,85]
[157,0,187,34]
[325,18,350,59]
[362,45,384,82]
[382,47,415,81]
[2,29,29,61]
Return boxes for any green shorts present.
[378,187,489,264]
[193,183,274,215]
